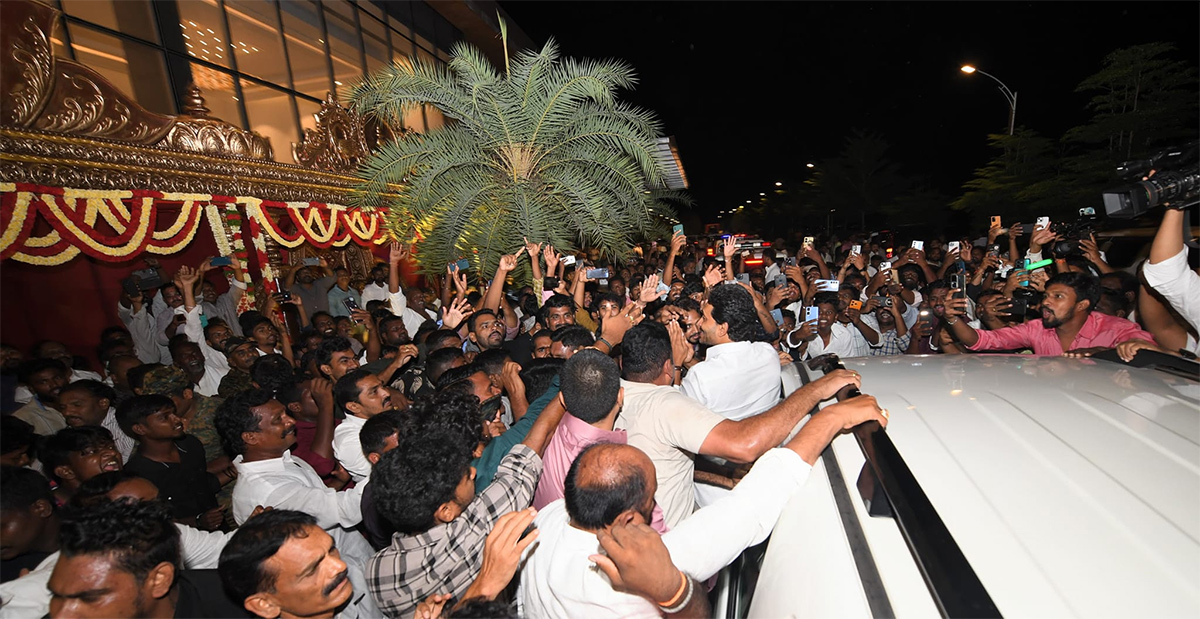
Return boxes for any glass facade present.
[49,0,464,163]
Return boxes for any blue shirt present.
[473,374,560,493]
[327,285,362,318]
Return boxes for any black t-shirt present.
[124,434,220,520]
[504,332,534,367]
[174,569,252,618]
[358,481,395,551]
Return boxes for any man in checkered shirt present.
[366,392,565,617]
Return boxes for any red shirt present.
[968,311,1155,355]
[290,418,339,479]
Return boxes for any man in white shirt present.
[213,388,373,569]
[11,341,104,405]
[682,283,781,421]
[360,264,391,307]
[383,245,438,338]
[616,322,860,528]
[519,395,889,618]
[794,295,863,360]
[332,370,396,482]
[1143,208,1200,352]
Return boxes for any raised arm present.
[524,237,543,281]
[483,249,523,320]
[664,231,685,286]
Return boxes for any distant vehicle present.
[710,352,1200,618]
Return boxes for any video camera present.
[1049,207,1099,257]
[1102,141,1199,218]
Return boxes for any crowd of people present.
[0,202,1195,618]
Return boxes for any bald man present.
[519,395,889,617]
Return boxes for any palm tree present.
[350,23,684,280]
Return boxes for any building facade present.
[46,0,530,164]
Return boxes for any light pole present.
[961,65,1017,135]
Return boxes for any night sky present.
[500,2,1199,222]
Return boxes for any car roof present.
[834,354,1200,616]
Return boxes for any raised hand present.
[669,230,686,255]
[639,274,662,304]
[350,308,372,327]
[1030,227,1058,252]
[721,239,737,261]
[523,237,542,259]
[766,285,785,308]
[1080,234,1106,267]
[944,294,969,317]
[396,344,419,366]
[177,265,199,287]
[666,320,694,367]
[441,297,474,330]
[389,241,408,265]
[198,256,215,274]
[497,248,524,274]
[702,264,725,288]
[310,376,334,411]
[544,245,560,273]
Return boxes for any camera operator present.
[1140,207,1199,356]
[943,272,1156,356]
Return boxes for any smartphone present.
[987,244,1000,258]
[919,309,933,326]
[302,257,320,266]
[871,295,892,308]
[774,274,787,289]
[210,256,233,267]
[1035,216,1050,230]
[586,268,609,279]
[803,236,815,249]
[804,307,819,324]
[672,224,684,236]
[562,255,577,267]
[911,240,924,251]
[851,244,861,255]
[656,282,670,296]
[173,314,187,324]
[950,273,966,299]
[947,241,960,254]
[784,257,797,267]
[815,279,840,292]
[880,261,892,272]
[273,290,292,301]
[543,277,559,289]
[736,273,751,284]
[770,308,784,325]
[343,297,361,315]
[454,258,470,272]
[991,215,1002,228]
[848,299,863,310]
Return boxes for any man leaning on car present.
[943,272,1156,356]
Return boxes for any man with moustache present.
[219,338,258,398]
[332,370,396,483]
[220,510,369,619]
[944,272,1156,356]
[216,389,377,616]
[12,359,69,435]
[56,380,134,463]
[45,499,245,619]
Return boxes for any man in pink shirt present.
[532,349,666,532]
[944,272,1155,355]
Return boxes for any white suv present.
[713,353,1200,618]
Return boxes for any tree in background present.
[349,23,684,280]
[954,42,1198,227]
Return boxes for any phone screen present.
[210,256,233,267]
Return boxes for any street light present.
[961,64,1017,135]
[775,181,783,187]
[806,163,815,169]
